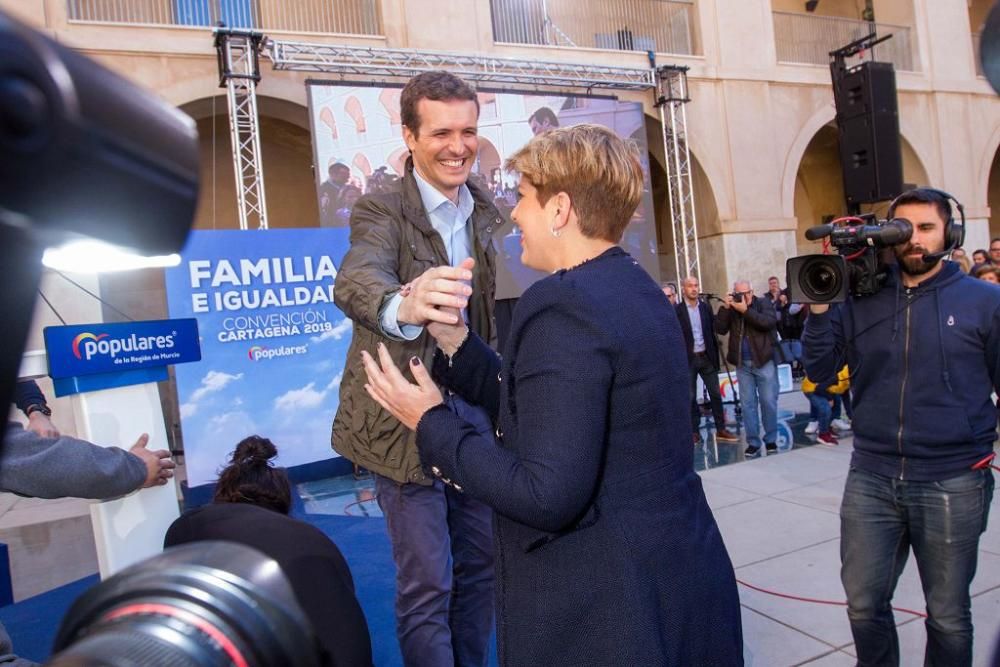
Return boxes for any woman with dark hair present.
[165,436,372,667]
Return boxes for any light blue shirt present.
[686,302,706,353]
[380,168,475,340]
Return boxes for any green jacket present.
[331,159,499,483]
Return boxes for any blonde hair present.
[504,123,644,243]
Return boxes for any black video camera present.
[786,215,913,304]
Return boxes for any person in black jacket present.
[360,124,742,666]
[165,436,373,667]
[675,276,739,444]
[803,188,1000,667]
[715,280,779,458]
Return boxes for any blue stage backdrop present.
[165,229,352,487]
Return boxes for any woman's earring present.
[551,226,561,238]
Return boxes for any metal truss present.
[265,40,655,91]
[215,28,269,230]
[216,36,699,284]
[656,65,700,285]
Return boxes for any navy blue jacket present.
[675,298,720,367]
[417,247,742,666]
[803,261,1000,481]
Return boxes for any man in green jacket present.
[332,71,500,667]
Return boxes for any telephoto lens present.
[47,542,323,667]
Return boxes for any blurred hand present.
[732,298,748,314]
[26,412,60,438]
[810,304,830,315]
[362,343,443,431]
[397,258,475,327]
[129,434,176,489]
[428,307,469,357]
[722,294,734,309]
[779,293,788,306]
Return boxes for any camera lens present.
[48,542,322,667]
[801,257,845,302]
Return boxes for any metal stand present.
[215,28,269,230]
[214,34,700,282]
[655,65,701,285]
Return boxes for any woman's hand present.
[427,307,469,357]
[362,342,444,430]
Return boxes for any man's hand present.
[128,434,176,489]
[396,258,475,327]
[732,298,749,314]
[810,304,829,315]
[362,343,444,430]
[779,293,788,306]
[26,412,60,438]
[722,294,734,309]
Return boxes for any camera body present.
[730,291,743,304]
[786,215,912,304]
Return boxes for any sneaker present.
[804,420,819,435]
[817,431,839,446]
[765,442,778,454]
[715,428,739,443]
[744,445,761,459]
[831,418,852,433]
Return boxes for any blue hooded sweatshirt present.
[803,261,1000,481]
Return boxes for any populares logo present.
[72,333,109,360]
[248,344,308,361]
[71,331,176,361]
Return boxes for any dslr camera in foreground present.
[785,214,912,304]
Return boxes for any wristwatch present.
[25,403,52,417]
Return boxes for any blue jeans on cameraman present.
[840,466,994,666]
[736,359,779,448]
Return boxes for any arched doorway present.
[644,114,721,293]
[792,122,931,255]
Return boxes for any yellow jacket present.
[802,366,850,395]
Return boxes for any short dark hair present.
[400,71,478,138]
[213,435,291,514]
[528,106,559,128]
[991,237,1000,246]
[768,276,780,283]
[888,188,952,226]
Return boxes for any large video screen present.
[307,82,659,298]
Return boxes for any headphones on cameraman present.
[887,187,966,258]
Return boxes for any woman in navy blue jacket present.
[362,124,742,666]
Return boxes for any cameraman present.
[714,280,779,458]
[802,188,1000,667]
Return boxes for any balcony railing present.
[773,11,918,72]
[490,0,697,56]
[67,0,382,36]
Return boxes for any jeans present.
[376,475,495,667]
[806,391,832,432]
[840,467,994,666]
[689,353,726,431]
[736,359,779,448]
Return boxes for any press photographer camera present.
[786,188,965,304]
[785,214,912,304]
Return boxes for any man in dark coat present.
[675,276,738,444]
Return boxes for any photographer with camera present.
[802,188,1000,667]
[714,280,779,458]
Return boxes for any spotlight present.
[805,0,819,12]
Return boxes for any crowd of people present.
[4,67,1000,667]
